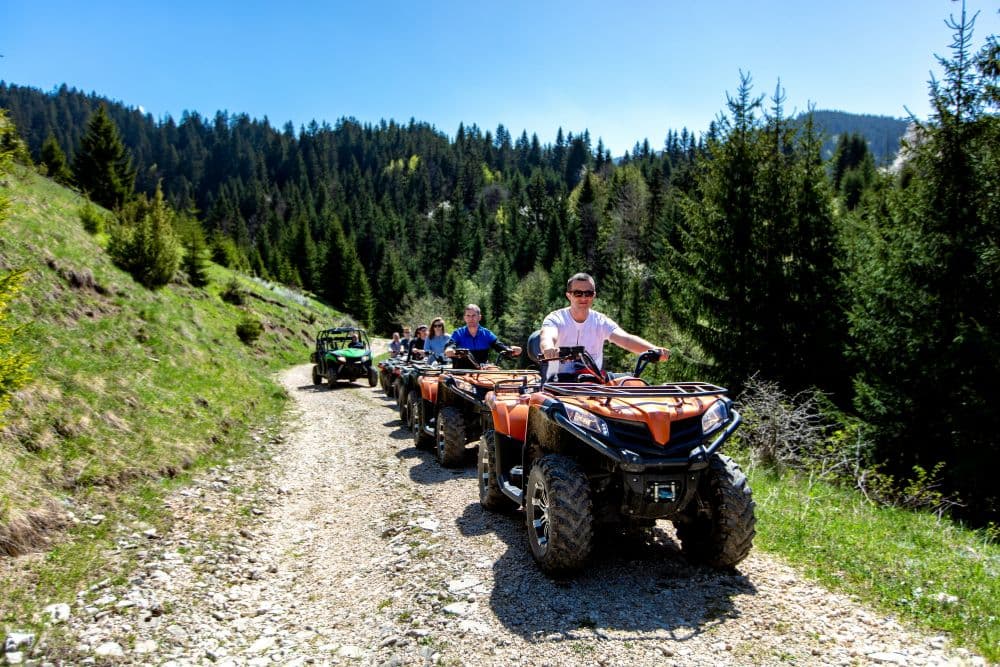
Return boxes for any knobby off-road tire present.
[312,365,322,386]
[478,429,517,512]
[408,391,434,449]
[435,406,466,468]
[368,367,378,387]
[395,380,408,422]
[525,454,593,575]
[675,453,756,569]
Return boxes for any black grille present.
[604,415,703,457]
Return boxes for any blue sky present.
[3,1,998,155]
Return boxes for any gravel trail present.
[19,364,987,666]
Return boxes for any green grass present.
[0,169,345,631]
[747,462,1000,661]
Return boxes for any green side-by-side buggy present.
[310,326,378,387]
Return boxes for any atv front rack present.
[544,381,727,397]
[444,368,540,377]
[493,378,727,399]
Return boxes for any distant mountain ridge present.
[800,110,910,165]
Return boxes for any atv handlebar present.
[633,349,663,378]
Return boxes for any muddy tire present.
[675,453,756,569]
[408,391,433,449]
[368,367,378,387]
[312,365,322,386]
[525,455,593,575]
[435,406,466,468]
[478,429,517,512]
[397,381,410,424]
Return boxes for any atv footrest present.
[502,481,523,504]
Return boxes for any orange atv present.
[479,333,755,575]
[408,349,539,466]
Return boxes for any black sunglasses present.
[569,290,596,298]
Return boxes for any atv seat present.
[553,372,605,383]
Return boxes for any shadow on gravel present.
[455,501,756,641]
[395,442,477,485]
[294,381,371,393]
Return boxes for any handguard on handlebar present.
[633,349,663,378]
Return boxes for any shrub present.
[737,375,961,516]
[78,201,105,234]
[236,315,263,344]
[736,375,831,471]
[210,232,247,270]
[220,278,246,305]
[107,187,180,288]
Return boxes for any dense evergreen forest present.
[1,14,997,524]
[806,110,909,163]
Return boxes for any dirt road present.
[31,364,984,666]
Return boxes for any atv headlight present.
[564,404,610,438]
[336,356,346,363]
[453,378,475,394]
[701,399,729,436]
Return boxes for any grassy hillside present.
[0,168,343,559]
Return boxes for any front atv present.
[310,326,378,387]
[481,334,755,575]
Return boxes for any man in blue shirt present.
[444,304,522,369]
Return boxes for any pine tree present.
[667,74,842,392]
[108,185,181,288]
[181,227,212,288]
[73,105,136,209]
[40,133,73,184]
[322,212,374,327]
[375,248,414,333]
[849,8,1000,520]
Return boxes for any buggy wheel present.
[311,365,322,386]
[675,453,756,569]
[435,406,466,468]
[478,429,517,512]
[368,367,378,387]
[525,455,593,574]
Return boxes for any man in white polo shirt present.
[539,272,669,377]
